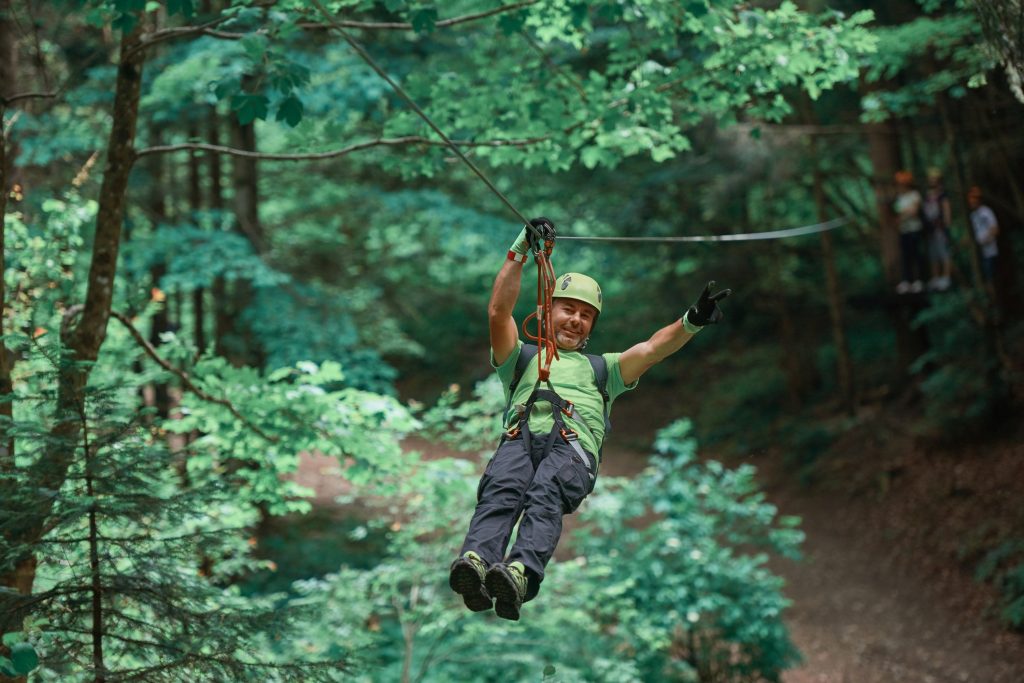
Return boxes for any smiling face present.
[551,298,598,350]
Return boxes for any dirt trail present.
[597,442,1024,683]
[765,479,1023,683]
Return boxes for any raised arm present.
[490,219,554,365]
[489,258,524,366]
[619,281,731,385]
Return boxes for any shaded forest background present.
[1,0,1022,680]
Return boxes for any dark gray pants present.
[459,435,596,601]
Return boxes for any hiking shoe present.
[449,551,491,612]
[485,561,527,621]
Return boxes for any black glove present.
[526,216,556,252]
[685,281,732,327]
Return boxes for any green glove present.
[509,217,556,255]
[684,280,732,330]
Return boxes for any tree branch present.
[298,1,538,31]
[110,311,279,444]
[132,16,240,55]
[0,90,58,107]
[134,134,549,160]
[131,0,539,55]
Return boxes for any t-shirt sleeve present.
[602,352,639,401]
[491,340,524,391]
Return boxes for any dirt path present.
[595,443,1024,682]
[766,482,1024,683]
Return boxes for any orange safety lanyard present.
[521,237,558,381]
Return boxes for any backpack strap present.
[585,353,612,436]
[503,344,538,427]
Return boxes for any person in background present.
[922,168,953,291]
[894,170,926,294]
[968,186,1000,285]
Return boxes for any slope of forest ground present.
[607,388,1024,681]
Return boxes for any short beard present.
[556,331,588,351]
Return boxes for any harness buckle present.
[559,427,578,442]
[506,426,521,440]
[561,400,575,418]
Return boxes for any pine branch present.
[134,134,549,160]
[109,312,279,444]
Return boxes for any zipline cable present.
[307,0,541,241]
[308,0,566,377]
[558,217,850,243]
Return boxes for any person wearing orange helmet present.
[449,217,730,620]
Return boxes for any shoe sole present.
[485,566,522,621]
[449,560,492,612]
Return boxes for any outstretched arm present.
[619,281,731,385]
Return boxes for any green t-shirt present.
[491,340,638,462]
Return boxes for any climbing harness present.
[495,342,609,481]
[505,344,611,437]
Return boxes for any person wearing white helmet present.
[450,217,730,620]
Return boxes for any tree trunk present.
[0,22,146,615]
[226,110,262,366]
[228,114,263,252]
[811,138,855,413]
[147,125,173,418]
[187,122,206,353]
[206,109,228,349]
[0,0,16,474]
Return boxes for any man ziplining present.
[449,217,731,621]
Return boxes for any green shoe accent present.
[485,562,527,621]
[449,551,492,612]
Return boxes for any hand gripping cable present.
[520,225,558,381]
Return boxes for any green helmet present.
[552,272,603,314]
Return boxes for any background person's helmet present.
[552,273,603,314]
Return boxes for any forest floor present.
[292,399,1024,681]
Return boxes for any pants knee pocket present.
[555,460,592,514]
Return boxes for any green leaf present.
[275,95,304,127]
[569,2,588,28]
[0,657,16,678]
[410,8,437,34]
[240,33,270,62]
[231,94,269,125]
[687,0,709,18]
[497,11,526,36]
[10,643,39,675]
[112,11,138,33]
[166,0,194,18]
